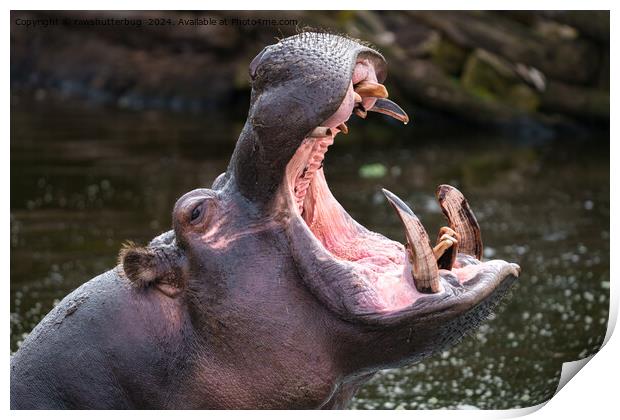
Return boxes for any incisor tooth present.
[354,81,389,99]
[354,107,367,119]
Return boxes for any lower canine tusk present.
[436,185,483,260]
[382,188,441,294]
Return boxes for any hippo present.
[10,32,520,409]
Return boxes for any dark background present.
[11,10,609,134]
[10,11,610,409]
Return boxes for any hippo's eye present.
[190,203,204,224]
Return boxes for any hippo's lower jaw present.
[282,68,519,328]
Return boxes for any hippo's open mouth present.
[283,59,519,325]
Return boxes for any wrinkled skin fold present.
[10,33,519,409]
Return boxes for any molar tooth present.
[382,189,441,294]
[436,185,483,260]
[354,81,389,99]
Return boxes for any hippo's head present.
[121,33,519,403]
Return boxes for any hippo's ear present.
[119,242,187,298]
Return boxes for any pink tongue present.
[305,168,423,310]
[305,168,403,265]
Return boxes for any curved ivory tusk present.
[382,189,441,294]
[436,185,483,262]
[368,98,409,124]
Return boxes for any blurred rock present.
[10,10,609,136]
[408,11,601,85]
[394,59,517,125]
[597,49,610,90]
[539,11,609,43]
[430,37,468,76]
[541,81,609,122]
[533,20,578,41]
[461,49,540,112]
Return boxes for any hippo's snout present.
[238,34,522,329]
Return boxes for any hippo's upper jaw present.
[272,39,520,331]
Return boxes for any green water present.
[10,95,609,409]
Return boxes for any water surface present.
[10,95,609,409]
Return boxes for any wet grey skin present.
[10,33,520,409]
